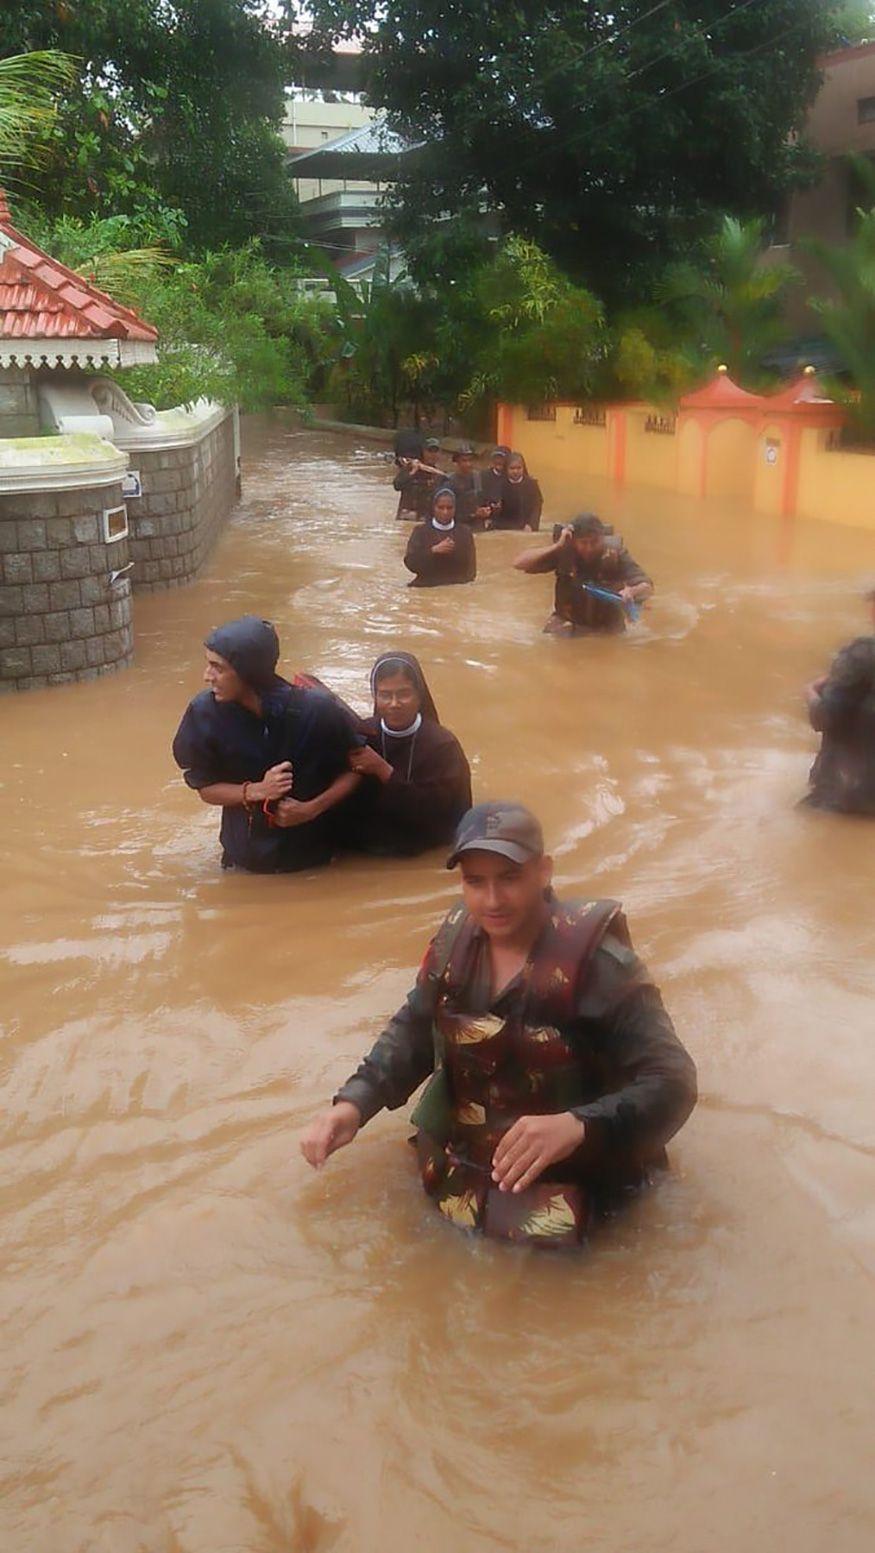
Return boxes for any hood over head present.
[205,616,281,691]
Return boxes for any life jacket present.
[554,536,627,633]
[410,897,627,1246]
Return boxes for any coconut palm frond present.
[0,51,80,171]
[85,247,173,305]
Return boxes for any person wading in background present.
[172,617,361,873]
[300,802,697,1248]
[804,587,875,814]
[450,444,492,527]
[479,445,509,526]
[492,450,543,532]
[403,486,477,588]
[515,512,652,634]
[393,444,445,521]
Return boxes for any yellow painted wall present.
[677,418,704,498]
[752,422,787,518]
[796,427,875,532]
[504,405,608,480]
[704,418,757,501]
[624,408,677,490]
[500,402,870,531]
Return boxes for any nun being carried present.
[344,652,473,856]
[172,616,362,873]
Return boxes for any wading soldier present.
[300,802,696,1247]
[515,512,652,634]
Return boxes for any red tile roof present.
[0,189,158,344]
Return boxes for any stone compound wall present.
[0,478,133,690]
[124,409,238,593]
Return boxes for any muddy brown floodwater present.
[2,418,875,1553]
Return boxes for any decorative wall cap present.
[0,339,157,369]
[109,398,232,451]
[765,372,840,413]
[0,432,127,493]
[679,370,765,412]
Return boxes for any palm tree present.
[0,51,79,176]
[655,216,797,386]
[805,157,875,440]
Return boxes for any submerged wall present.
[114,404,239,593]
[499,387,873,532]
[0,400,240,692]
[0,436,132,691]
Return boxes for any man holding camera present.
[514,512,653,634]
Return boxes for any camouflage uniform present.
[336,893,696,1247]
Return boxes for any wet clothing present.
[494,474,543,531]
[404,521,476,587]
[807,634,875,814]
[347,716,473,855]
[344,654,471,855]
[205,615,281,690]
[479,466,506,523]
[336,893,697,1245]
[393,465,441,521]
[173,679,358,872]
[450,469,486,526]
[534,541,651,633]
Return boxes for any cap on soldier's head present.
[569,512,605,537]
[424,437,441,450]
[446,801,545,869]
[452,442,475,462]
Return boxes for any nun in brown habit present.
[344,652,473,855]
[403,486,477,587]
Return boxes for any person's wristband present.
[242,780,255,811]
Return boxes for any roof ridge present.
[0,194,158,343]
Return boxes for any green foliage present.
[307,0,833,307]
[831,1,875,44]
[653,216,798,387]
[0,49,77,174]
[609,324,700,404]
[805,159,875,437]
[33,213,333,413]
[0,3,299,252]
[463,239,606,409]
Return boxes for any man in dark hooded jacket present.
[172,616,361,872]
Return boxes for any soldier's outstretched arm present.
[299,962,438,1169]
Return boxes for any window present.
[857,96,875,124]
[102,504,129,543]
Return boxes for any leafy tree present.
[831,1,875,44]
[653,216,797,387]
[0,49,77,176]
[805,159,875,438]
[32,212,333,413]
[463,237,606,410]
[306,0,837,306]
[0,3,300,252]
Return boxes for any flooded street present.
[2,417,874,1553]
